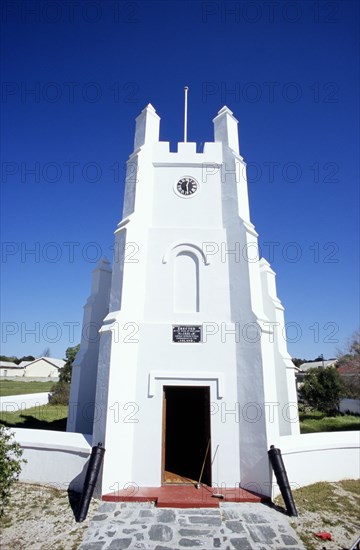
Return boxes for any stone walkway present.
[79,501,304,549]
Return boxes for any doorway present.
[162,386,211,486]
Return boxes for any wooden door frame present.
[161,387,167,483]
[161,385,212,485]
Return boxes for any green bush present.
[0,426,26,517]
[49,381,70,405]
[299,366,346,415]
[48,344,80,406]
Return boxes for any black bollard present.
[268,445,298,517]
[76,443,106,523]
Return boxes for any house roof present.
[18,357,66,369]
[0,360,21,368]
[299,359,337,372]
[44,357,66,369]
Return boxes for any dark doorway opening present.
[162,386,211,486]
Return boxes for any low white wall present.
[9,428,359,498]
[339,398,360,415]
[12,428,92,492]
[0,370,25,377]
[0,392,49,412]
[272,432,360,497]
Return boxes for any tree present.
[49,344,80,405]
[14,355,35,365]
[336,330,360,399]
[59,344,80,384]
[0,355,17,363]
[0,426,26,517]
[299,366,346,415]
[0,355,35,365]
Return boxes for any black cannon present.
[76,443,105,523]
[268,445,298,517]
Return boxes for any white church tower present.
[68,101,299,498]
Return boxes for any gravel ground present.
[0,481,359,549]
[0,482,99,550]
[276,480,360,550]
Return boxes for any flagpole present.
[184,86,188,143]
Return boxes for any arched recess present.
[174,251,199,312]
[162,243,210,266]
[163,243,209,314]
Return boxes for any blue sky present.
[1,0,359,361]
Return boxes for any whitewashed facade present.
[0,360,24,377]
[0,357,64,378]
[19,357,65,378]
[69,104,300,497]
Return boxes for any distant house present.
[17,357,66,378]
[295,359,338,387]
[0,360,25,377]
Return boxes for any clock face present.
[176,177,198,196]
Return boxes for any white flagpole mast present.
[184,86,189,143]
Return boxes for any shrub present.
[49,381,70,405]
[299,366,346,415]
[0,425,26,517]
[49,344,80,406]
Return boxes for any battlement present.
[133,104,240,156]
[151,140,224,165]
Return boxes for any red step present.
[102,484,268,508]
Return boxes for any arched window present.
[174,251,199,312]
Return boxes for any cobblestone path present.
[79,501,304,549]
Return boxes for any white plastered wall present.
[85,105,301,497]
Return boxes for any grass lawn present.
[0,404,68,431]
[0,379,56,397]
[2,399,359,434]
[300,409,360,433]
